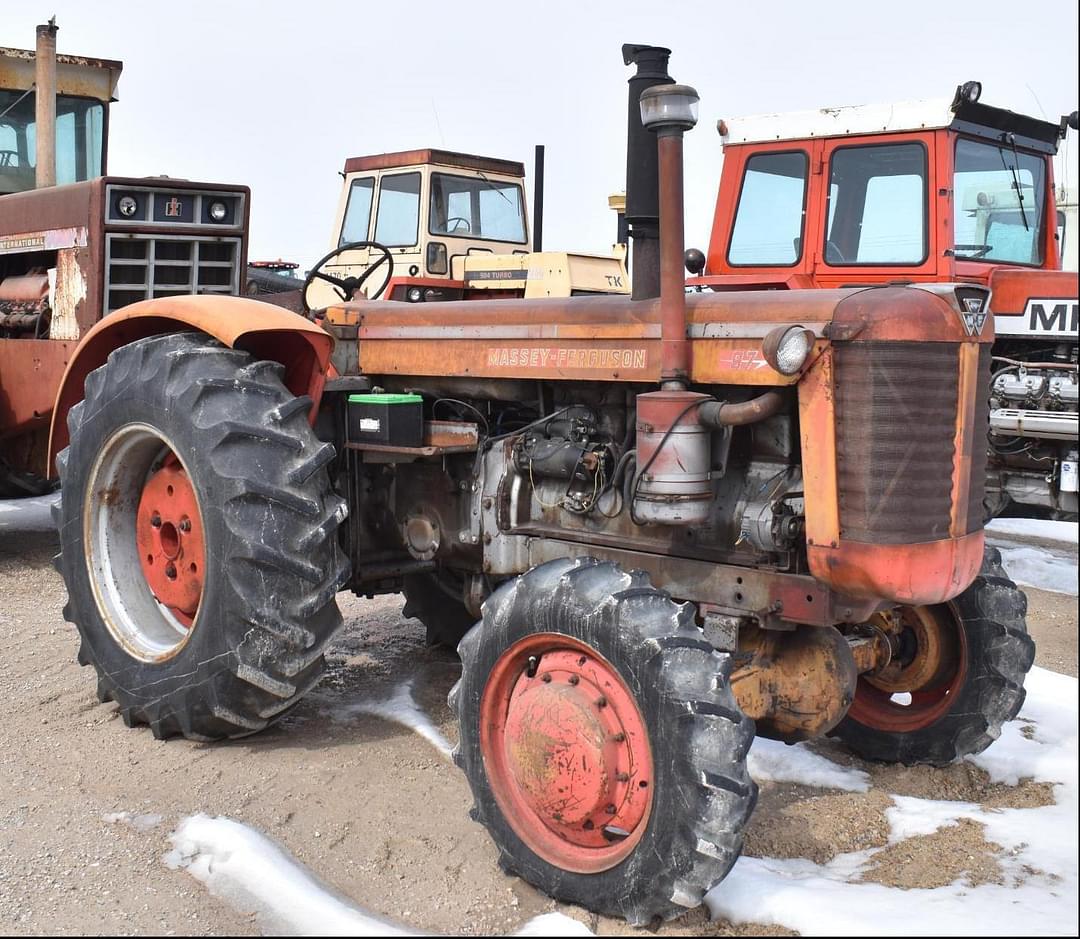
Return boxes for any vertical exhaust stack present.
[622,44,672,301]
[533,144,545,252]
[35,18,59,189]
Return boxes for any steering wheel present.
[446,216,471,234]
[302,240,394,315]
[0,150,20,167]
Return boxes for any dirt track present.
[0,525,1075,936]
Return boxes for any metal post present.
[657,129,688,387]
[35,19,59,190]
[533,144,545,252]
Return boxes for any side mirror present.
[684,248,706,275]
[1068,111,1079,131]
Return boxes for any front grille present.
[966,344,992,531]
[834,342,959,544]
[105,234,241,314]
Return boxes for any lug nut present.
[595,695,607,708]
[526,656,539,678]
[165,563,177,580]
[605,804,617,814]
[567,674,579,686]
[151,514,162,528]
[541,673,552,683]
[179,518,192,533]
[612,732,626,743]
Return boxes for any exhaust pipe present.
[622,44,672,301]
[35,18,58,189]
[533,144,545,252]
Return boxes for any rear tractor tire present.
[830,546,1034,765]
[450,558,757,924]
[56,333,350,740]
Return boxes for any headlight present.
[407,287,423,302]
[763,325,813,375]
[118,195,138,217]
[208,200,228,222]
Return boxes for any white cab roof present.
[720,97,956,145]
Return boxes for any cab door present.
[811,132,939,287]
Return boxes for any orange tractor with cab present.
[44,44,1035,923]
[689,84,1079,520]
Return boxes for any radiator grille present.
[105,234,241,314]
[965,343,992,533]
[834,342,959,544]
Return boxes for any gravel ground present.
[0,518,1075,936]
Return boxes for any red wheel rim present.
[134,450,205,627]
[479,634,654,874]
[847,604,967,733]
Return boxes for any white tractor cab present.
[301,148,629,311]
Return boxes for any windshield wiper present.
[999,135,1030,232]
[476,170,513,207]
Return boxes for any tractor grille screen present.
[104,234,241,313]
[965,344,992,533]
[834,342,959,544]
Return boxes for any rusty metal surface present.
[0,44,122,101]
[343,149,524,177]
[0,273,48,302]
[47,296,332,472]
[806,528,985,606]
[989,268,1078,314]
[835,342,959,544]
[657,132,689,383]
[0,338,73,439]
[0,182,95,238]
[523,536,872,628]
[731,625,859,741]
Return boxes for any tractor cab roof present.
[0,45,122,102]
[720,87,1068,155]
[342,149,525,178]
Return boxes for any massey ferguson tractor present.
[688,83,1079,520]
[46,45,1033,923]
[0,22,249,497]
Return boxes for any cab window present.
[374,172,421,247]
[824,142,927,265]
[727,151,808,266]
[953,138,1046,266]
[429,173,527,243]
[339,177,374,246]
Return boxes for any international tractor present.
[0,21,249,497]
[687,83,1079,520]
[44,44,1033,923]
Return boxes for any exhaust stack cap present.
[640,84,699,133]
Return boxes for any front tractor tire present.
[830,546,1034,765]
[56,333,349,740]
[451,558,757,924]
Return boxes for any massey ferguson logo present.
[961,296,988,336]
[164,197,182,218]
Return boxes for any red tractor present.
[688,84,1079,519]
[41,44,1034,923]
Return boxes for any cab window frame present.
[373,171,422,248]
[726,148,810,269]
[822,139,930,267]
[338,175,376,247]
[428,172,528,245]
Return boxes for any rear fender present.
[47,295,334,474]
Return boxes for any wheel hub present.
[481,636,653,873]
[135,455,205,624]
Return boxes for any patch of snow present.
[0,492,60,533]
[707,666,1079,936]
[104,811,164,832]
[747,737,870,792]
[991,542,1078,596]
[166,814,594,936]
[986,518,1078,546]
[513,912,595,936]
[322,679,453,760]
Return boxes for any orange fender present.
[48,295,334,473]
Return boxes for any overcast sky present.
[3,0,1078,264]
